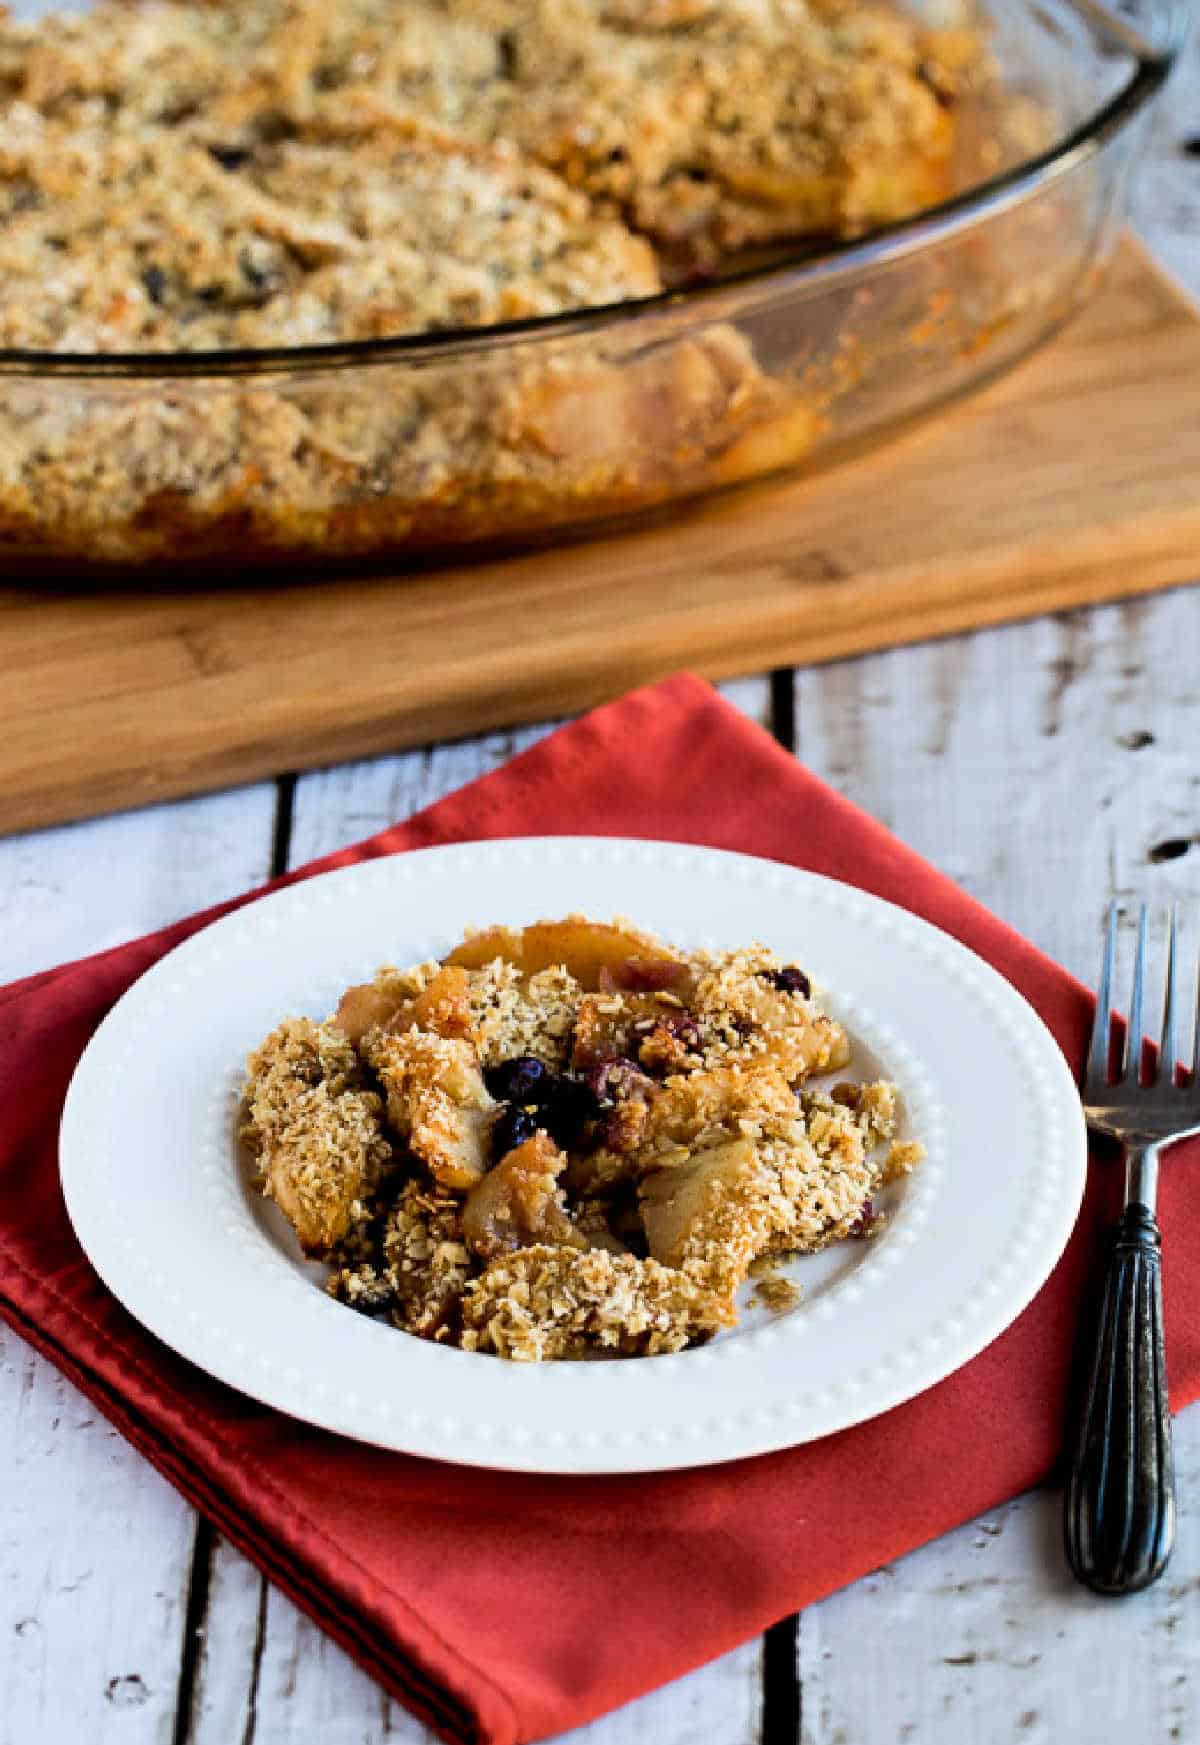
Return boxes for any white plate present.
[60,837,1087,1474]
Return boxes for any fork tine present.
[1088,903,1119,1088]
[1160,905,1179,1087]
[1125,903,1149,1083]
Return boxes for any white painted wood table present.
[5,47,1200,1745]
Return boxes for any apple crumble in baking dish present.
[241,917,923,1360]
[0,0,969,352]
[0,0,982,565]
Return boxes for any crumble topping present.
[460,1244,727,1360]
[751,1270,803,1313]
[240,1017,393,1252]
[0,120,661,353]
[0,0,983,566]
[240,914,925,1359]
[0,0,967,353]
[466,963,583,1069]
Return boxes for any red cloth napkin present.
[3,673,1198,1745]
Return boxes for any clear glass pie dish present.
[0,0,1183,576]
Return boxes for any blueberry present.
[209,145,251,170]
[537,1074,600,1145]
[763,966,811,999]
[490,1104,538,1162]
[484,1055,548,1103]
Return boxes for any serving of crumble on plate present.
[59,839,1087,1472]
[241,916,924,1361]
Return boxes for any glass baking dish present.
[0,0,1183,576]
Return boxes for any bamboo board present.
[5,237,1200,835]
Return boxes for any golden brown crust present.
[460,1244,727,1359]
[479,0,959,268]
[366,1028,498,1189]
[240,1017,392,1252]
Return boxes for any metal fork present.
[1064,903,1198,1594]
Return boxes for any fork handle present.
[1064,1202,1175,1594]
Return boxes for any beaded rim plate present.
[59,837,1087,1474]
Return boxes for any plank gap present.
[769,669,797,754]
[760,1614,801,1745]
[239,1578,270,1745]
[270,773,298,877]
[171,1516,216,1745]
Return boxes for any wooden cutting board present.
[6,235,1200,836]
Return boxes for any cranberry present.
[584,1055,650,1103]
[763,966,811,999]
[490,1105,538,1161]
[849,1198,874,1238]
[484,1055,549,1103]
[636,1011,702,1074]
[603,1099,649,1153]
[655,1011,701,1050]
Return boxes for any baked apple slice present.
[367,1031,497,1190]
[639,1136,780,1311]
[462,1130,586,1260]
[446,916,686,992]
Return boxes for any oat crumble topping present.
[751,1270,803,1313]
[0,0,966,352]
[240,914,925,1360]
[0,0,982,564]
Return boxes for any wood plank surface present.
[4,237,1200,836]
[0,783,278,1745]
